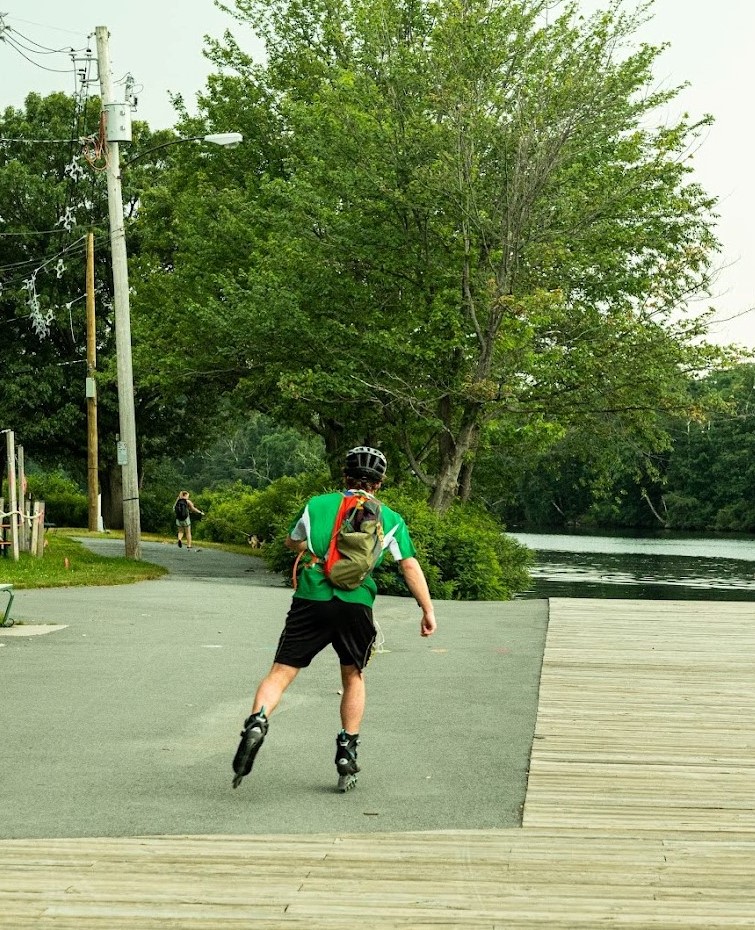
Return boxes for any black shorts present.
[274,597,376,671]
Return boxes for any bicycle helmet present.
[345,446,387,481]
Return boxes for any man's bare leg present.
[336,664,364,792]
[339,664,365,733]
[251,662,300,716]
[232,663,299,788]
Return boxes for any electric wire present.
[0,17,107,342]
[0,228,72,237]
[1,16,84,41]
[0,137,90,144]
[4,30,76,56]
[0,235,88,275]
[1,32,74,73]
[0,232,110,291]
[1,17,88,55]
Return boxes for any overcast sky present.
[2,0,753,348]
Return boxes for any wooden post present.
[24,496,31,554]
[35,501,45,558]
[86,232,100,532]
[30,500,40,557]
[17,444,26,552]
[5,430,19,561]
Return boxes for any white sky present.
[2,0,753,348]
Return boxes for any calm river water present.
[509,532,755,601]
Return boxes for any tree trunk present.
[428,418,480,512]
[458,458,475,503]
[101,464,123,530]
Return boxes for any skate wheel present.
[337,774,358,793]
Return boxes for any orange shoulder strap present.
[324,494,363,576]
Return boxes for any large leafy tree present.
[134,0,733,510]
[0,92,200,524]
[0,93,107,461]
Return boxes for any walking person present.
[231,446,437,792]
[174,490,203,550]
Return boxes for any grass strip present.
[0,535,167,589]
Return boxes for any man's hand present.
[420,609,437,637]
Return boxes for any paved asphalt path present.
[1,539,548,839]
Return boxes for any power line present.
[0,228,72,237]
[0,231,111,286]
[0,137,91,143]
[1,15,84,38]
[1,32,75,73]
[6,31,73,56]
[0,235,88,275]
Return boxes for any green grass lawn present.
[0,534,167,589]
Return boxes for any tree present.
[181,411,325,488]
[0,92,223,525]
[663,365,755,531]
[135,0,733,510]
[0,92,116,491]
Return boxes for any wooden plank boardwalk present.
[524,598,755,833]
[2,598,754,928]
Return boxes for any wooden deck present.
[2,598,754,928]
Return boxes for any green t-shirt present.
[288,490,416,607]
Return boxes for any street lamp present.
[122,132,244,168]
[96,25,242,559]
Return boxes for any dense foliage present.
[486,364,755,533]
[132,0,732,513]
[25,469,88,528]
[0,92,221,526]
[194,474,532,600]
[3,2,745,552]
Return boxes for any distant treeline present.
[483,365,755,534]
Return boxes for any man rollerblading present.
[231,446,436,791]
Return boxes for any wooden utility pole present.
[86,233,99,532]
[96,25,141,559]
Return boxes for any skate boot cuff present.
[335,730,360,776]
[244,710,269,732]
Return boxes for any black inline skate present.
[335,729,360,792]
[232,710,268,789]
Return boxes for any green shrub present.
[139,489,174,535]
[664,492,713,531]
[713,503,755,533]
[375,489,532,600]
[25,470,87,528]
[259,475,532,600]
[195,475,330,546]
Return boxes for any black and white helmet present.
[345,446,387,481]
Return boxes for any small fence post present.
[35,501,46,558]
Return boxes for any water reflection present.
[509,532,755,601]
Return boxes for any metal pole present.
[95,25,141,559]
[86,232,99,533]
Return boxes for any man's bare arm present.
[398,557,437,637]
